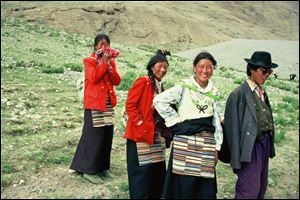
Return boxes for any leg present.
[235,141,263,199]
[258,134,271,199]
[99,125,114,171]
[70,110,106,174]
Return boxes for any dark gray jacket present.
[224,81,275,169]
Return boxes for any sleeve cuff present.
[216,143,221,151]
[165,117,180,127]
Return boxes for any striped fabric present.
[172,132,216,178]
[136,132,166,166]
[91,95,115,127]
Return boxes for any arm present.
[84,58,108,84]
[153,84,183,127]
[213,101,223,151]
[224,91,242,169]
[125,77,146,125]
[107,60,121,85]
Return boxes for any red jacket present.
[83,53,121,111]
[124,76,155,144]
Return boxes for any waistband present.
[256,131,271,141]
[194,131,213,137]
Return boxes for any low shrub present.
[41,66,64,74]
[118,71,137,91]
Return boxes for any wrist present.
[108,63,113,72]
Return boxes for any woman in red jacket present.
[70,34,121,184]
[124,50,172,199]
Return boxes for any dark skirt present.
[162,147,217,199]
[70,109,114,174]
[127,139,166,199]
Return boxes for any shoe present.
[83,173,104,184]
[99,170,114,179]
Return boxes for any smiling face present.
[151,61,169,81]
[193,59,213,88]
[250,67,273,86]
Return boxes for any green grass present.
[63,63,83,72]
[41,66,64,74]
[274,129,286,145]
[118,71,138,91]
[266,78,297,92]
[282,96,299,109]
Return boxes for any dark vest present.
[252,92,274,139]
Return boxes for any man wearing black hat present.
[224,51,278,199]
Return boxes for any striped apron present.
[172,131,216,178]
[136,131,166,166]
[91,95,115,127]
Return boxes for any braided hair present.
[146,50,173,147]
[146,50,171,94]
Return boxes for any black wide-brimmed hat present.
[244,51,278,69]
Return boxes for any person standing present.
[153,52,223,199]
[224,51,278,199]
[124,50,171,199]
[70,34,121,184]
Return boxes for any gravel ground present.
[176,39,299,80]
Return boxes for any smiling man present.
[224,51,279,199]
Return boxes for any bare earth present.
[176,39,299,80]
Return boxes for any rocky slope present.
[1,1,299,49]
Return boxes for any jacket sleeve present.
[125,77,146,124]
[108,60,121,86]
[213,101,223,151]
[83,57,108,84]
[153,84,183,127]
[224,91,242,169]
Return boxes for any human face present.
[151,61,168,81]
[251,67,272,86]
[95,39,109,50]
[193,59,213,88]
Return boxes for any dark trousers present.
[127,139,166,199]
[235,133,270,199]
[162,146,217,199]
[70,110,114,174]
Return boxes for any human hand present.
[160,49,171,56]
[136,120,143,126]
[161,49,168,54]
[100,51,110,64]
[215,150,219,164]
[108,63,113,73]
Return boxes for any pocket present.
[87,86,99,99]
[136,122,147,137]
[136,122,152,143]
[109,90,117,106]
[240,132,256,160]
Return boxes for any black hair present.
[94,34,110,51]
[246,63,259,76]
[193,51,217,68]
[146,50,171,93]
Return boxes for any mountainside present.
[1,1,299,50]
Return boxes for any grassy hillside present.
[1,18,299,198]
